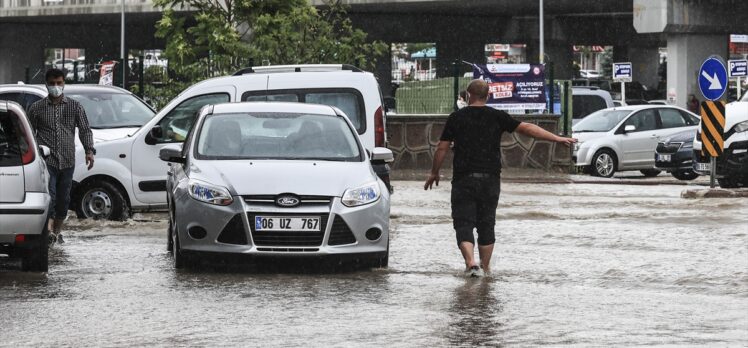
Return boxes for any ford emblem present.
[275,195,300,207]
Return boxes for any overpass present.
[1,0,747,107]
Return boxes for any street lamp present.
[539,0,544,64]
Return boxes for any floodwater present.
[1,181,747,347]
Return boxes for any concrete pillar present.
[666,34,728,108]
[544,43,573,79]
[629,46,661,90]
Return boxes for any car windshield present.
[67,91,155,129]
[573,109,632,132]
[196,112,362,161]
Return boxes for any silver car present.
[0,101,51,271]
[160,102,392,269]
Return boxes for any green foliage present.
[138,0,387,109]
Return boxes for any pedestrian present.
[456,90,468,109]
[424,79,576,277]
[27,68,96,245]
[687,94,700,114]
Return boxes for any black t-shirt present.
[440,106,521,176]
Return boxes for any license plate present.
[657,154,672,162]
[255,216,320,231]
[695,162,711,171]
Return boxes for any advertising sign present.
[472,64,546,113]
[98,61,117,86]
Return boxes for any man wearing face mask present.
[28,68,95,245]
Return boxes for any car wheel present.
[718,177,740,188]
[75,180,129,221]
[672,170,699,181]
[591,149,617,178]
[640,169,662,177]
[21,224,49,272]
[167,219,174,252]
[172,222,191,269]
[367,237,389,269]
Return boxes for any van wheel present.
[75,180,129,221]
[21,224,49,272]
[640,169,662,177]
[718,177,740,188]
[591,149,617,178]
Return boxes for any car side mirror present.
[145,125,163,145]
[159,144,184,163]
[371,147,394,164]
[39,145,50,158]
[624,125,636,133]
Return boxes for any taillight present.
[15,234,25,244]
[374,106,385,147]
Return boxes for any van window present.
[156,93,230,143]
[241,89,365,133]
[572,95,608,119]
[0,111,27,167]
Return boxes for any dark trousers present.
[451,174,501,246]
[47,165,74,220]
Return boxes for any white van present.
[71,64,389,220]
[692,94,748,188]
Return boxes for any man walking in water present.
[28,68,95,244]
[424,79,576,277]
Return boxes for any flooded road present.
[1,181,747,347]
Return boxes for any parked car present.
[0,101,51,271]
[75,64,390,220]
[654,129,699,180]
[572,86,615,125]
[0,84,157,220]
[692,93,748,187]
[573,105,699,177]
[161,102,392,268]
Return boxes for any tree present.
[138,0,387,109]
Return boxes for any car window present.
[245,94,298,102]
[67,92,155,129]
[156,93,230,143]
[0,93,24,107]
[572,95,607,119]
[659,108,688,128]
[196,112,361,162]
[306,92,362,130]
[679,110,699,125]
[624,109,658,132]
[23,93,42,111]
[0,111,28,167]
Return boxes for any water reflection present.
[446,277,504,347]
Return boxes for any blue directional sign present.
[698,57,728,101]
[612,62,632,82]
[728,59,748,77]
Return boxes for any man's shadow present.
[444,277,505,347]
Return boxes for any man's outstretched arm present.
[515,122,577,146]
[424,140,451,190]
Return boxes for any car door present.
[618,108,660,168]
[130,90,232,205]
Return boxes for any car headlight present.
[342,182,380,207]
[733,120,748,133]
[681,142,693,149]
[573,142,584,152]
[188,180,233,206]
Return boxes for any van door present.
[130,88,234,205]
[0,108,28,203]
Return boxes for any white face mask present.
[46,85,64,98]
[457,100,468,109]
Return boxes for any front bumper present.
[174,192,390,258]
[654,147,694,171]
[692,140,748,177]
[0,192,50,251]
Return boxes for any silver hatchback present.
[160,102,392,269]
[0,101,51,271]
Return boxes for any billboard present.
[472,64,546,113]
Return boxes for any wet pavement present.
[1,180,747,347]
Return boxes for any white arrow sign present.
[702,70,723,90]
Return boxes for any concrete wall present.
[386,114,572,178]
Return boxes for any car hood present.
[663,129,696,144]
[572,131,609,143]
[91,128,139,142]
[189,160,376,197]
[726,101,748,131]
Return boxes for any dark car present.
[655,129,699,180]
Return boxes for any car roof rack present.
[232,64,362,76]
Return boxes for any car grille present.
[656,142,682,154]
[217,214,248,245]
[327,216,357,246]
[242,195,333,207]
[248,213,329,247]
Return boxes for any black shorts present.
[450,174,501,246]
